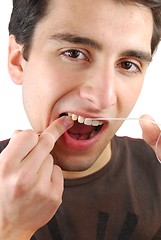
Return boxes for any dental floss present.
[88,117,161,126]
[88,117,161,163]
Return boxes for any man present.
[0,0,161,239]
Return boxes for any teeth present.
[90,129,97,138]
[78,116,84,124]
[71,114,78,121]
[68,113,103,126]
[84,118,92,125]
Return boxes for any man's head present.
[9,0,161,60]
[7,0,157,176]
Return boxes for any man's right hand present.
[0,116,73,240]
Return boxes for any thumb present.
[139,114,160,149]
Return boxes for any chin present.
[52,151,99,172]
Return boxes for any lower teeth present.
[89,130,97,138]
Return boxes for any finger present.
[11,130,23,140]
[139,114,160,148]
[20,116,73,174]
[38,116,73,155]
[0,130,39,169]
[42,116,73,144]
[38,154,54,182]
[51,165,64,200]
[37,163,63,208]
[155,133,161,162]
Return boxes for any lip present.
[61,122,109,151]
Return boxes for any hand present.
[0,116,73,240]
[140,114,161,160]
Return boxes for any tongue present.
[68,121,95,135]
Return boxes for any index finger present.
[39,116,73,152]
[18,116,73,173]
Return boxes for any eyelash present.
[60,49,141,73]
[117,61,141,74]
[60,49,89,62]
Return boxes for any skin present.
[0,116,73,239]
[9,0,153,176]
[0,0,161,239]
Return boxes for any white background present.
[0,1,161,140]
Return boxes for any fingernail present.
[63,116,74,128]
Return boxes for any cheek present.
[21,65,75,130]
[118,78,144,115]
[21,69,54,130]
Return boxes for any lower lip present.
[61,124,108,151]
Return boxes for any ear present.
[8,35,25,85]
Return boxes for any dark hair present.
[9,0,50,60]
[9,0,161,59]
[125,0,161,54]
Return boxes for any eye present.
[119,61,140,74]
[60,49,89,62]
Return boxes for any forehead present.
[45,0,152,27]
[35,0,153,52]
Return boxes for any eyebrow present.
[48,33,102,50]
[120,50,152,64]
[48,33,152,63]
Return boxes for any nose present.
[79,65,117,110]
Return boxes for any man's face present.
[10,0,153,174]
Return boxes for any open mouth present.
[60,113,104,140]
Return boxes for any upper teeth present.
[68,113,103,126]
